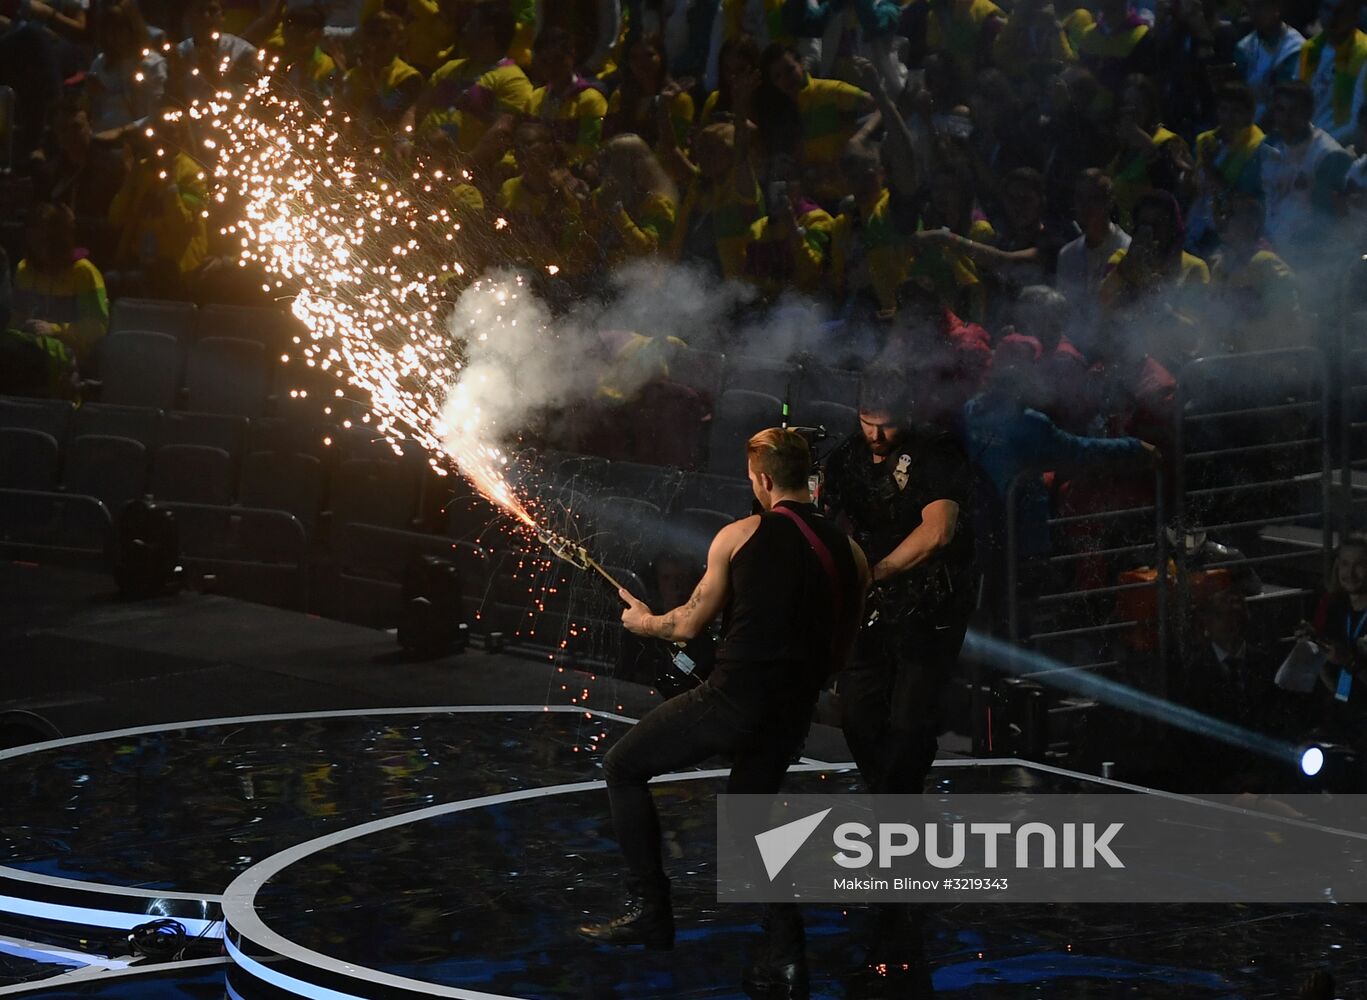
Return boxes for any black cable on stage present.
[126,918,187,961]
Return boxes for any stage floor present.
[2,709,1364,999]
[3,563,1364,998]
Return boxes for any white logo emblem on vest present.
[893,453,912,491]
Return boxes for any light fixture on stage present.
[1298,742,1362,791]
[398,554,468,657]
[112,499,183,599]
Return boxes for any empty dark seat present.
[96,332,184,409]
[0,429,61,490]
[0,488,113,567]
[159,410,249,460]
[61,434,147,514]
[197,303,302,351]
[677,507,734,556]
[239,451,326,530]
[161,502,309,609]
[798,399,859,439]
[329,458,418,530]
[708,390,783,477]
[724,356,798,400]
[109,298,196,342]
[0,396,74,442]
[150,444,233,504]
[185,336,270,417]
[674,472,756,518]
[70,403,161,450]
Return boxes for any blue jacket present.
[963,391,1144,556]
[784,0,905,38]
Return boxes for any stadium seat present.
[798,399,859,440]
[246,417,337,462]
[70,403,161,450]
[96,332,184,408]
[798,365,861,410]
[239,451,327,532]
[679,506,733,542]
[667,345,725,400]
[0,396,74,442]
[334,523,490,627]
[329,458,419,530]
[159,411,250,460]
[605,459,683,509]
[707,390,783,477]
[674,472,755,517]
[61,434,147,514]
[558,454,610,489]
[197,303,302,352]
[0,488,113,568]
[629,379,710,469]
[0,428,60,490]
[109,299,196,342]
[724,357,797,401]
[150,444,234,504]
[185,337,270,417]
[162,502,309,610]
[594,496,665,566]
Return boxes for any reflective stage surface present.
[3,710,1362,998]
[229,764,1366,1000]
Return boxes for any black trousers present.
[838,611,969,794]
[602,670,816,891]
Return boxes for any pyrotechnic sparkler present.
[171,69,621,603]
[182,73,542,530]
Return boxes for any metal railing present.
[1341,313,1367,539]
[1005,459,1168,689]
[1172,348,1331,657]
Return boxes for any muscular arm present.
[871,499,958,581]
[620,519,749,641]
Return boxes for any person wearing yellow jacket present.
[927,0,1007,79]
[12,203,109,366]
[498,120,593,278]
[1108,73,1193,229]
[419,5,533,154]
[108,141,209,298]
[1297,0,1367,144]
[529,27,608,167]
[358,0,458,76]
[660,72,765,280]
[591,134,679,269]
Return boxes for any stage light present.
[1297,742,1362,791]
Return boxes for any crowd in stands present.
[3,0,1367,783]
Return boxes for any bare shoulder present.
[714,514,761,557]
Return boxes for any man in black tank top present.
[577,428,869,999]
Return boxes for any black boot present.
[742,905,809,999]
[576,878,674,950]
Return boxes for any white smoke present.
[439,261,839,454]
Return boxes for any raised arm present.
[850,56,916,196]
[619,518,748,641]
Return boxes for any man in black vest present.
[820,367,977,795]
[578,428,869,999]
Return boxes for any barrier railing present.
[1005,459,1168,690]
[1341,314,1367,539]
[1173,348,1331,658]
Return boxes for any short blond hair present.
[747,427,811,490]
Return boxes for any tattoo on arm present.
[653,579,706,641]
